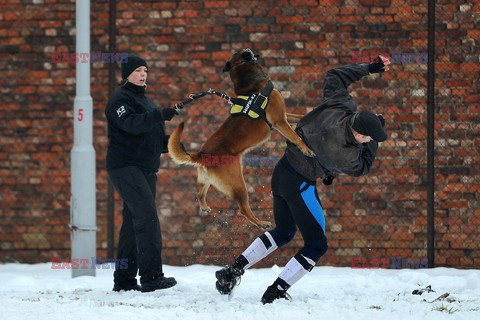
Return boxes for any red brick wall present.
[433,1,480,266]
[0,0,478,268]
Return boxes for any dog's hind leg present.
[208,162,271,229]
[196,166,211,216]
[233,185,272,230]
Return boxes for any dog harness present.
[229,81,274,128]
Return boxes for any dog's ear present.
[223,61,232,73]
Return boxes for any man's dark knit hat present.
[121,54,147,79]
[352,111,387,142]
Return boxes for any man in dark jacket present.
[106,54,179,293]
[214,56,390,303]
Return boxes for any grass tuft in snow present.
[368,305,382,310]
[432,303,458,314]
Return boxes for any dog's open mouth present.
[243,48,259,62]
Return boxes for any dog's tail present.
[167,122,203,166]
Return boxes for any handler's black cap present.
[352,111,387,142]
[121,54,147,80]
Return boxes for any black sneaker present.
[215,264,244,295]
[112,283,141,292]
[261,284,291,304]
[141,276,177,293]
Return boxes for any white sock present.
[278,254,315,287]
[242,232,278,270]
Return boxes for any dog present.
[168,48,315,229]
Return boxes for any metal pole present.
[427,0,435,268]
[107,0,117,260]
[71,0,96,277]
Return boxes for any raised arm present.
[323,55,391,100]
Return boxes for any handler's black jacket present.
[105,82,167,172]
[285,63,379,182]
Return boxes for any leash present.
[174,88,234,110]
[174,83,273,128]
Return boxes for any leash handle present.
[174,91,207,110]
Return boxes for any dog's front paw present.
[199,206,211,216]
[301,146,316,157]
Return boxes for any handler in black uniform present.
[215,56,391,303]
[105,54,178,293]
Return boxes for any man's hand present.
[323,175,335,186]
[379,55,391,71]
[369,55,391,73]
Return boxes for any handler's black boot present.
[141,275,177,293]
[112,280,141,292]
[261,279,291,304]
[215,258,245,295]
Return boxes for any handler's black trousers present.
[108,166,163,285]
[270,156,328,262]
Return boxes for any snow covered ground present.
[0,263,479,320]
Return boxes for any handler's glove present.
[368,56,386,74]
[161,107,179,121]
